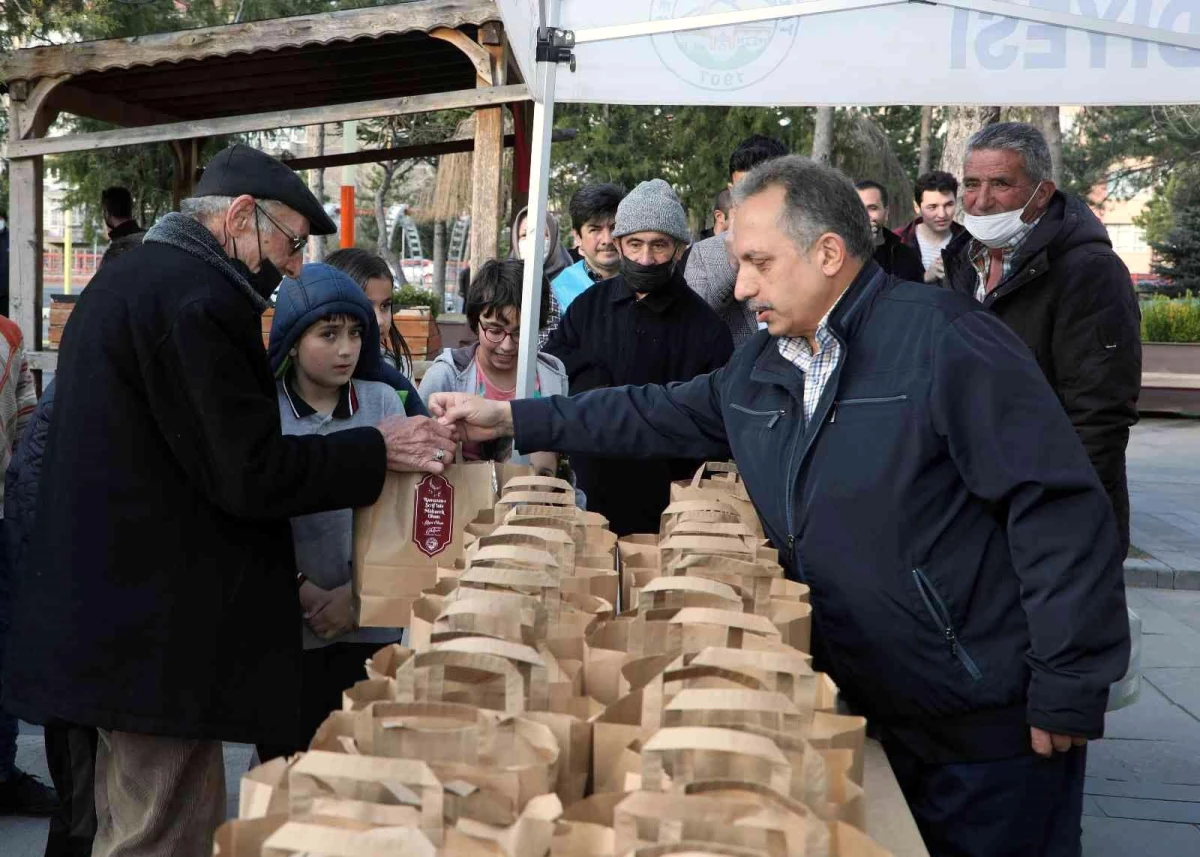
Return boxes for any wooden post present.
[9,156,44,358]
[469,23,506,279]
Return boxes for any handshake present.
[375,394,514,475]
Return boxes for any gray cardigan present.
[278,377,404,650]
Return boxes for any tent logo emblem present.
[651,0,800,92]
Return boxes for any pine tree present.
[1152,204,1200,293]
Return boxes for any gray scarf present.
[144,212,268,312]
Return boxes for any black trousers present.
[884,736,1087,857]
[43,722,99,857]
[256,641,388,763]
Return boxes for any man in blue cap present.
[1,145,458,857]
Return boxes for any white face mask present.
[517,237,533,260]
[963,182,1044,249]
[0,219,6,232]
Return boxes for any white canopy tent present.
[500,0,1200,399]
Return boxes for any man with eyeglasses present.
[1,144,459,857]
[545,178,733,535]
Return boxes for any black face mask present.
[249,259,282,299]
[620,256,676,294]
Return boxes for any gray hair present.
[179,195,287,234]
[732,155,874,261]
[965,122,1053,185]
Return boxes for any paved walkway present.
[1126,417,1200,579]
[3,418,1199,855]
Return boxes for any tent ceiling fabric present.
[496,0,1200,106]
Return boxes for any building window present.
[1107,223,1148,254]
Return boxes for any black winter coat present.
[943,193,1141,555]
[544,271,734,535]
[516,264,1129,763]
[1,239,387,745]
[5,379,55,577]
[872,228,925,283]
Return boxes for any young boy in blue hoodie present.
[262,264,405,760]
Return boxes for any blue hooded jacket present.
[267,263,426,416]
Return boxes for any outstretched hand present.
[377,414,458,474]
[428,393,514,442]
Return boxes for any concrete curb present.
[1124,558,1200,591]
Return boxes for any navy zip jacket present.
[513,262,1129,763]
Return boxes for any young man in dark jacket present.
[0,144,458,857]
[943,122,1142,557]
[895,171,967,285]
[855,180,925,282]
[545,178,733,535]
[432,156,1129,857]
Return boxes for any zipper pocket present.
[830,394,907,423]
[730,403,785,428]
[911,568,983,681]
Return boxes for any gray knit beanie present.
[613,178,691,244]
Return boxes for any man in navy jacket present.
[431,156,1129,857]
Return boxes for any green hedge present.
[1141,295,1200,343]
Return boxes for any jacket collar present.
[144,213,268,312]
[747,261,886,397]
[108,220,143,240]
[610,270,686,314]
[282,372,357,419]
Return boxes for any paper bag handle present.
[690,461,741,488]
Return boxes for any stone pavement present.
[1124,417,1200,588]
[2,418,1200,855]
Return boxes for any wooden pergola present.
[1,0,531,374]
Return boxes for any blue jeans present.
[884,733,1087,857]
[0,522,17,778]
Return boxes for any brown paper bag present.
[213,816,289,856]
[239,757,293,819]
[260,818,437,857]
[354,462,508,626]
[670,462,764,538]
[612,789,831,857]
[286,751,443,841]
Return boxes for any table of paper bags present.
[214,461,928,857]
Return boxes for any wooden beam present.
[48,83,180,127]
[9,75,68,140]
[430,27,494,85]
[469,27,507,278]
[280,127,577,171]
[0,1,500,81]
[8,156,44,363]
[5,84,531,158]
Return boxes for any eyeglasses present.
[481,325,519,344]
[255,203,308,255]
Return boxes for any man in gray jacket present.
[685,134,788,346]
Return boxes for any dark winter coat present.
[1,214,387,745]
[544,270,733,535]
[943,192,1141,556]
[872,228,925,282]
[5,379,55,577]
[516,262,1129,763]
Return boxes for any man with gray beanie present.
[545,178,733,535]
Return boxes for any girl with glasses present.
[418,259,566,476]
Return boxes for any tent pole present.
[514,4,559,409]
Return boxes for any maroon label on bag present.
[413,473,454,558]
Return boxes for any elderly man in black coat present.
[0,145,457,857]
[943,123,1142,558]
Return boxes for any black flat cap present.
[194,144,337,235]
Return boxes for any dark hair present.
[854,180,889,209]
[569,183,625,233]
[466,259,550,335]
[714,188,732,215]
[913,171,960,205]
[324,248,413,374]
[733,156,875,262]
[729,135,788,179]
[100,186,134,219]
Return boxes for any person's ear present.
[227,194,257,232]
[816,232,847,277]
